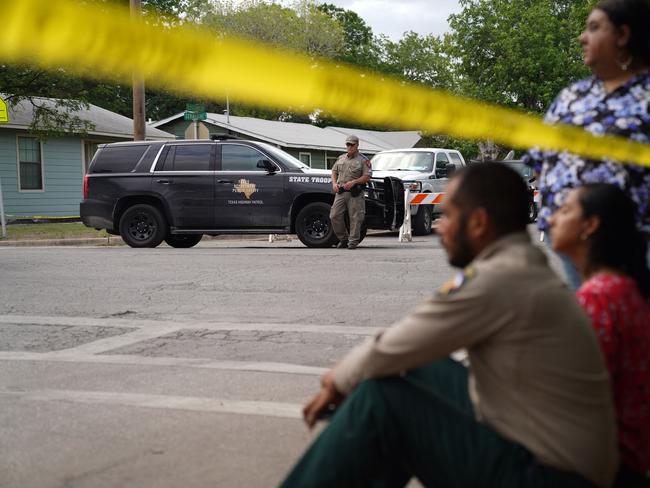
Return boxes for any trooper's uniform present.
[330,152,371,248]
[281,233,618,488]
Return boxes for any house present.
[150,112,421,170]
[0,97,174,218]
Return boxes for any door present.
[152,143,215,228]
[215,143,286,228]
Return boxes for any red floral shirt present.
[577,274,650,475]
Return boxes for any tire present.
[295,202,339,248]
[119,204,167,248]
[412,205,433,236]
[165,234,203,248]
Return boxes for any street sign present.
[183,111,207,121]
[184,103,207,122]
[0,97,9,123]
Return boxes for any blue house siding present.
[0,130,84,216]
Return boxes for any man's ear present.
[467,207,490,240]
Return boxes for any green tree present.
[448,0,594,113]
[377,31,455,89]
[316,3,379,68]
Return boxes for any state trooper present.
[330,135,371,250]
[281,163,618,488]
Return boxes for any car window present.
[255,142,306,170]
[371,152,433,172]
[449,153,463,165]
[91,145,149,173]
[435,152,449,164]
[221,144,268,171]
[172,145,212,171]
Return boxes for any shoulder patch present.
[437,266,477,297]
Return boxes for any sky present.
[229,1,463,40]
[322,0,463,39]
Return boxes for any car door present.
[214,143,286,229]
[432,152,451,193]
[152,143,216,229]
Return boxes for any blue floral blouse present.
[524,72,650,232]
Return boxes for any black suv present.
[81,140,405,248]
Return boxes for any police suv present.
[80,139,405,248]
[371,148,466,235]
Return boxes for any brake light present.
[83,174,89,199]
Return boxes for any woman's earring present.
[617,55,633,71]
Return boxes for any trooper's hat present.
[345,135,359,144]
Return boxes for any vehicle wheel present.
[119,204,167,248]
[295,202,339,248]
[528,200,538,223]
[412,205,433,236]
[165,234,203,248]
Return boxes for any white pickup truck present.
[370,148,467,235]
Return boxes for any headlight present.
[403,181,421,192]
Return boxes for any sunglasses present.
[346,142,357,147]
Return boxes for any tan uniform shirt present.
[331,153,371,186]
[334,233,618,488]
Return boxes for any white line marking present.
[47,325,185,355]
[0,351,327,375]
[0,314,381,336]
[0,388,303,419]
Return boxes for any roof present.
[1,96,175,140]
[150,112,420,153]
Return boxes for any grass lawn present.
[1,222,110,241]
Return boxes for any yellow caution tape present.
[2,0,650,168]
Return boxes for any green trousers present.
[280,359,595,488]
[330,192,365,245]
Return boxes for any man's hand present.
[332,183,340,193]
[342,182,353,191]
[303,369,345,429]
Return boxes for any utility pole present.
[131,0,146,141]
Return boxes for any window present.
[18,137,43,191]
[221,144,267,171]
[163,145,212,171]
[91,145,149,173]
[449,153,463,165]
[299,152,312,167]
[83,141,100,174]
[435,152,449,165]
[326,157,338,169]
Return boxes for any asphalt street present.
[0,232,457,488]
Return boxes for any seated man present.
[281,164,618,488]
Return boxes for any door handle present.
[156,179,172,184]
[217,179,232,184]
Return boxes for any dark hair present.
[578,183,650,299]
[451,163,530,236]
[596,0,650,66]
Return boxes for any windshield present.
[371,152,433,172]
[256,142,310,170]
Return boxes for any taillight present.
[83,174,89,199]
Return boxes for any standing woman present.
[549,183,650,487]
[525,0,650,289]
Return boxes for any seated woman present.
[549,183,650,486]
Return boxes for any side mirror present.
[446,164,456,176]
[434,162,448,178]
[257,159,276,173]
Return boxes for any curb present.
[0,236,124,247]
